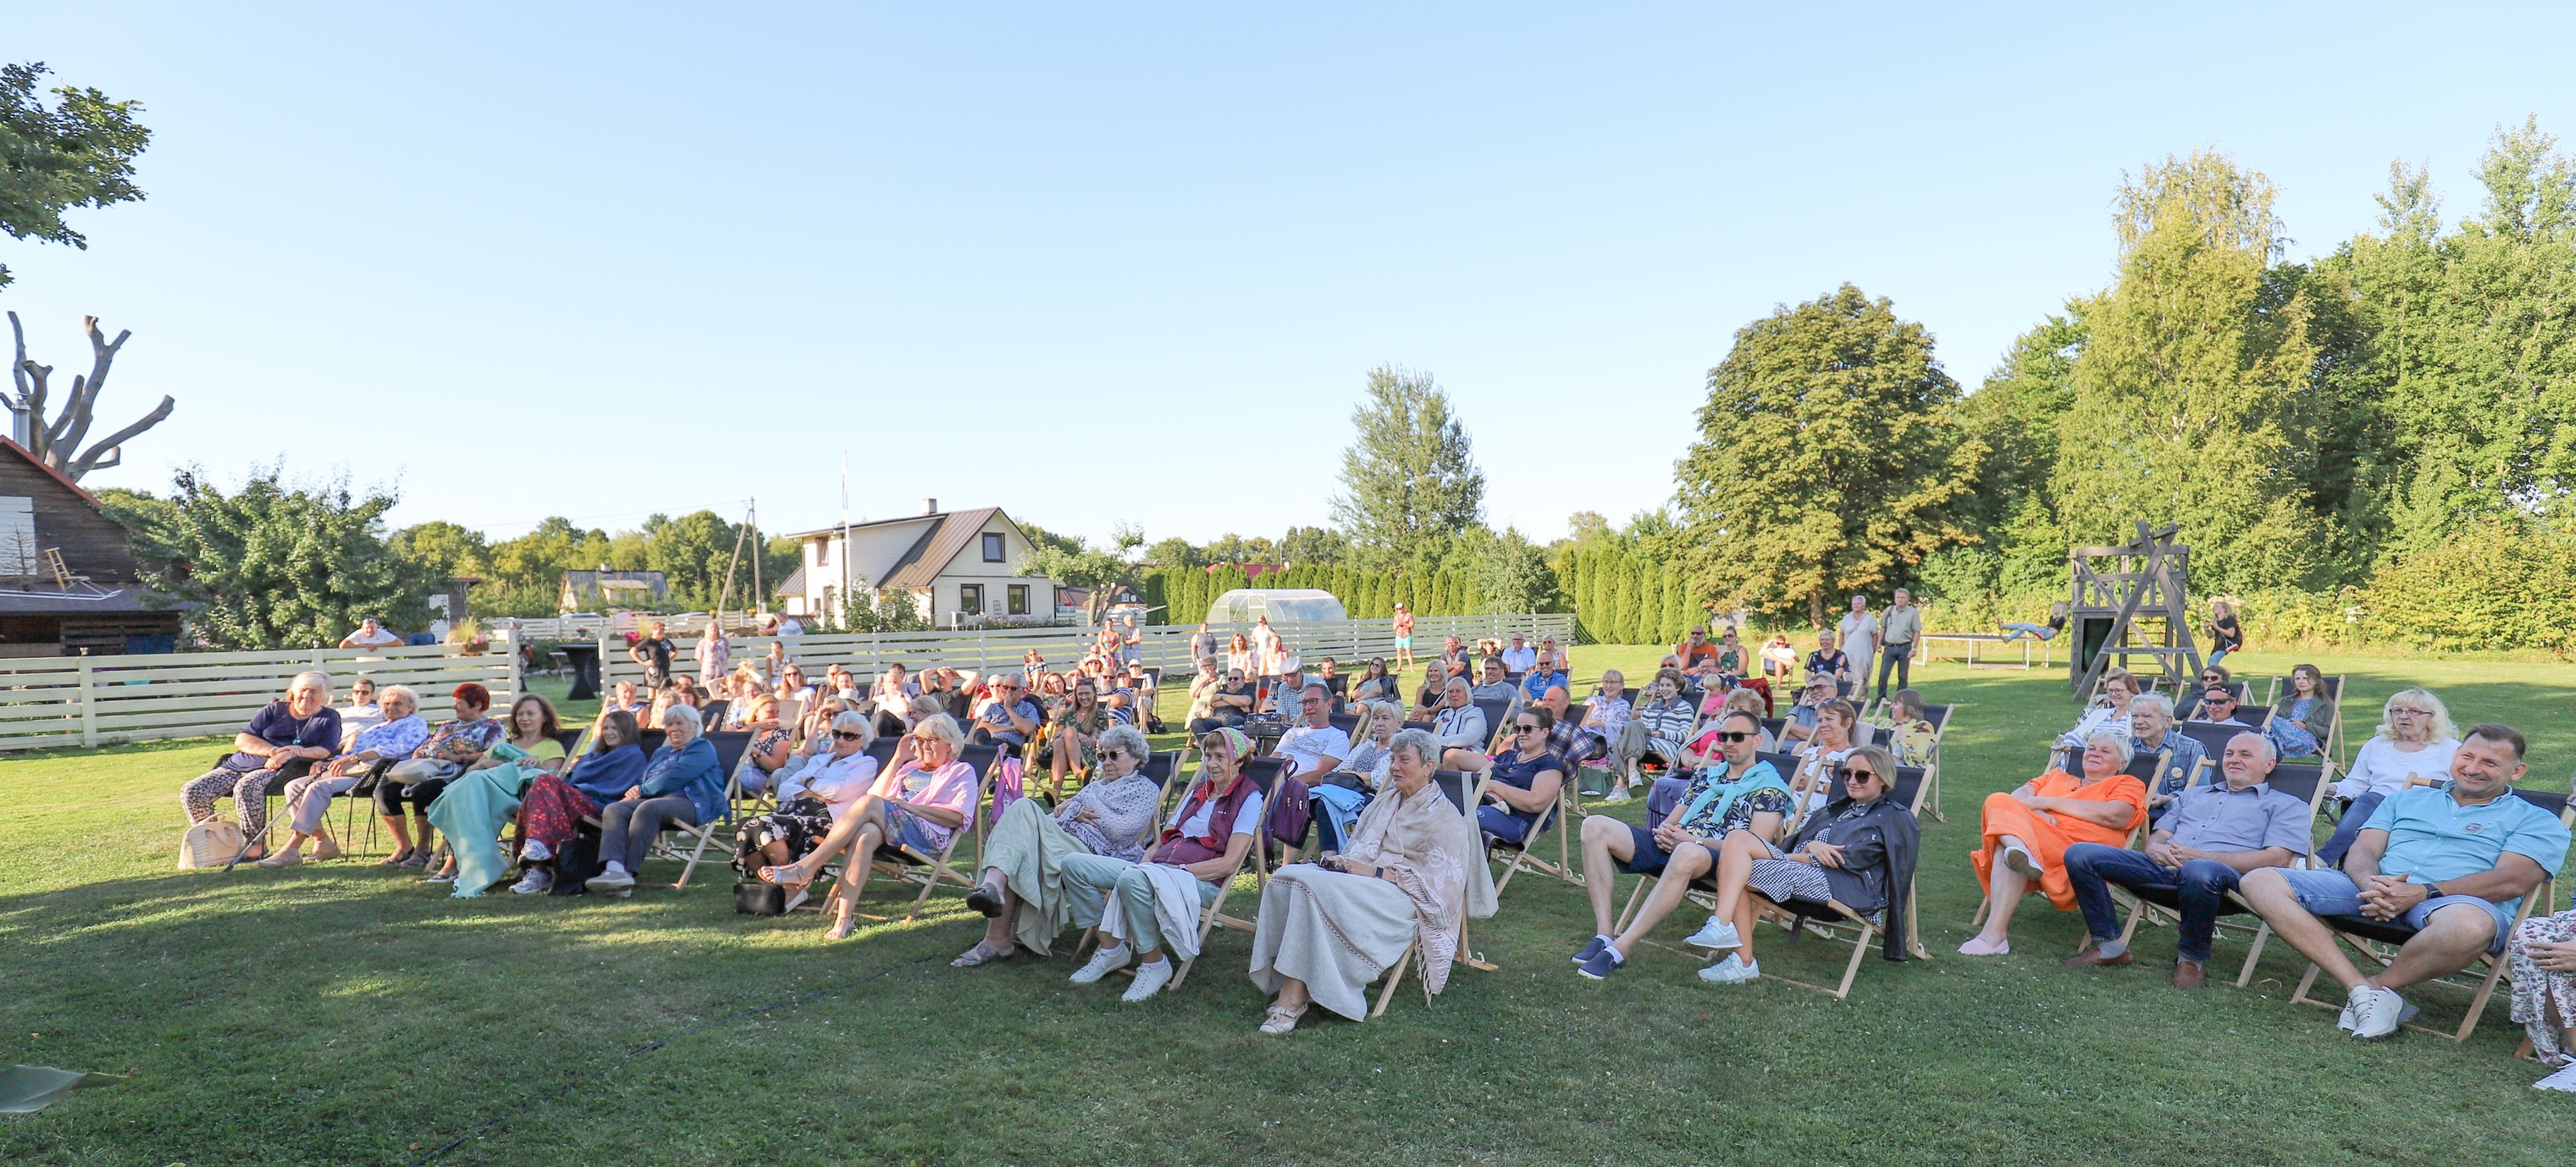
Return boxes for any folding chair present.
[2282,786,2571,1041]
[2105,761,2334,986]
[867,743,1002,922]
[1160,755,1283,988]
[1371,768,1495,1017]
[1746,764,1933,998]
[2260,674,2347,764]
[1486,750,1578,894]
[1916,703,1954,821]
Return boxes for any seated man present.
[1500,633,1538,677]
[1674,626,1722,679]
[1572,710,1790,980]
[2062,732,2309,987]
[1779,673,1839,748]
[2239,723,2571,1039]
[1428,676,1491,771]
[1521,650,1570,704]
[2126,693,2206,812]
[1271,683,1348,782]
[1262,661,1313,719]
[968,675,1042,749]
[1468,655,1520,712]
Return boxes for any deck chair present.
[866,743,1001,922]
[1158,756,1283,989]
[643,735,752,890]
[2283,785,2571,1041]
[698,699,730,730]
[2105,761,2333,986]
[1611,751,1808,933]
[1744,763,1933,998]
[2261,674,2347,763]
[1485,748,1578,894]
[2177,717,2269,760]
[1371,768,1495,1017]
[1916,703,1954,821]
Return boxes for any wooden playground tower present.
[2069,522,2203,694]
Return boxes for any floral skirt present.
[2510,910,2576,1065]
[517,774,600,854]
[735,798,837,874]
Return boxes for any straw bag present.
[177,818,246,870]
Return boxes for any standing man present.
[1118,614,1143,666]
[340,617,403,652]
[1836,595,1879,703]
[1876,589,1921,701]
[1390,602,1414,671]
[1189,622,1219,668]
[694,612,732,689]
[631,619,677,691]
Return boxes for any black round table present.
[558,643,601,701]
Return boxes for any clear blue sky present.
[8,3,2573,549]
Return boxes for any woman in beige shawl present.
[1249,728,1498,1033]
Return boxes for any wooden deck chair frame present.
[1371,769,1495,1017]
[2108,760,2334,987]
[866,750,1001,923]
[1917,703,1954,821]
[2279,784,2570,1041]
[1742,760,1937,996]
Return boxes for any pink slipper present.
[1957,936,2011,956]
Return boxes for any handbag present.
[733,880,787,915]
[387,758,456,787]
[178,818,246,870]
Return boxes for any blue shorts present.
[1479,805,1530,844]
[1612,823,1723,877]
[891,810,945,855]
[2273,868,2515,954]
[1394,635,1412,649]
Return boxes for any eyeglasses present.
[1714,731,1755,744]
[2389,706,2432,716]
[833,731,867,741]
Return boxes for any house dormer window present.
[981,533,1004,562]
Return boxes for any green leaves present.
[0,62,150,289]
[120,466,428,650]
[1331,364,1487,572]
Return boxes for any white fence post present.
[77,658,97,749]
[501,630,522,700]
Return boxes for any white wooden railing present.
[590,613,1577,688]
[0,635,522,752]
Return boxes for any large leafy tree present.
[2051,151,2344,593]
[1674,284,1981,624]
[1331,363,1487,571]
[0,62,149,290]
[121,466,429,649]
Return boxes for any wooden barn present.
[0,438,181,656]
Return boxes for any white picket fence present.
[591,613,1578,688]
[0,636,522,752]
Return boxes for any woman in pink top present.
[760,713,981,939]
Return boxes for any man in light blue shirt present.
[2241,722,2571,1041]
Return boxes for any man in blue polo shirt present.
[2241,722,2570,1041]
[2061,730,2311,987]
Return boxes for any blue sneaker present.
[1576,944,1626,980]
[1573,934,1612,965]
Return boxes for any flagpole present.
[838,453,851,628]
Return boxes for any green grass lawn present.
[2,648,2570,1165]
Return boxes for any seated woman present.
[602,681,647,721]
[1249,728,1498,1032]
[2321,688,2458,865]
[373,683,502,870]
[583,703,725,898]
[180,671,341,864]
[1225,633,1256,679]
[1062,727,1267,1002]
[777,663,815,707]
[1869,689,1938,769]
[2509,901,2576,1091]
[2265,662,2332,760]
[506,709,648,894]
[1958,732,2148,956]
[755,714,979,938]
[952,724,1165,967]
[1785,698,1860,813]
[1688,745,1920,984]
[737,694,796,795]
[1998,601,2070,642]
[1350,658,1394,704]
[1311,700,1402,850]
[265,684,428,866]
[421,694,570,895]
[1568,669,1633,766]
[1456,706,1567,848]
[2054,667,2139,768]
[1041,681,1109,799]
[733,711,882,908]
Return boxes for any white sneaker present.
[1686,918,1741,950]
[510,868,552,894]
[1600,788,1633,805]
[1698,954,1761,984]
[2535,1062,2576,1092]
[2349,986,2407,1040]
[1121,957,1175,1002]
[1070,944,1131,984]
[519,838,552,863]
[584,867,636,895]
[2337,982,2369,1031]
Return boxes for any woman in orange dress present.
[1958,732,2147,955]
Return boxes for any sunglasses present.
[1835,766,1882,783]
[1515,723,1544,733]
[833,730,867,741]
[1714,731,1755,744]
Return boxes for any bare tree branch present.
[10,312,52,458]
[67,395,174,479]
[7,311,26,404]
[46,317,129,465]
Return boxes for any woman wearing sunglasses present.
[1453,707,1567,847]
[1688,744,1919,984]
[733,711,883,910]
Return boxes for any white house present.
[778,501,1057,628]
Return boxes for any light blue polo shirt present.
[2363,784,2571,915]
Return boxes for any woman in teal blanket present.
[424,694,569,896]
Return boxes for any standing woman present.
[2264,663,2332,760]
[695,616,732,689]
[1226,633,1256,680]
[2204,599,2243,668]
[1248,728,1497,1033]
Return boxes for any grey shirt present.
[2156,781,2311,857]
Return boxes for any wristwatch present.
[2422,882,2443,900]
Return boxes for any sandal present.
[951,940,1013,968]
[1260,1002,1309,1035]
[377,847,416,867]
[823,913,856,941]
[760,861,811,887]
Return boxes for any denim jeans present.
[2062,842,2244,963]
[2316,791,2385,870]
[1876,641,1912,700]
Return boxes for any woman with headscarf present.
[1248,728,1498,1033]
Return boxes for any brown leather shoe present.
[2172,960,2207,989]
[2061,943,2133,968]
